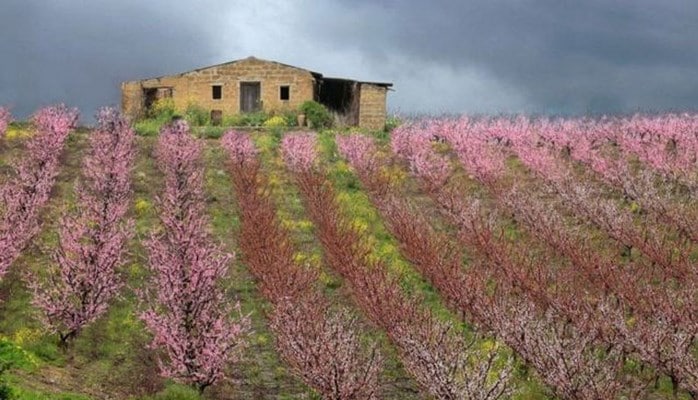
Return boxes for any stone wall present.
[358,83,388,130]
[121,81,144,121]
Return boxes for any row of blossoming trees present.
[378,115,696,398]
[1,105,697,398]
[279,133,513,399]
[222,131,383,399]
[140,121,251,393]
[0,109,251,393]
[1,105,78,276]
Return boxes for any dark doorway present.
[317,79,359,126]
[144,87,173,112]
[240,82,261,113]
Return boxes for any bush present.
[385,115,402,132]
[222,112,268,127]
[222,114,244,127]
[136,98,180,136]
[184,104,209,126]
[0,339,36,373]
[134,119,165,137]
[241,112,268,127]
[3,124,33,140]
[148,98,175,120]
[262,115,286,128]
[195,126,227,139]
[299,101,332,129]
[268,126,285,142]
[281,109,299,127]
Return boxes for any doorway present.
[317,78,359,126]
[143,87,173,115]
[240,82,261,113]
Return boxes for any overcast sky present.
[2,0,698,120]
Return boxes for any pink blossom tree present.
[280,131,319,173]
[390,122,453,191]
[336,134,382,176]
[269,300,383,400]
[141,121,250,393]
[0,105,78,277]
[501,185,698,396]
[28,108,135,345]
[412,116,698,396]
[284,132,515,399]
[615,113,698,185]
[223,130,384,399]
[388,126,651,398]
[0,107,11,138]
[445,116,695,284]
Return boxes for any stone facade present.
[121,56,391,130]
[358,84,389,131]
[121,81,145,120]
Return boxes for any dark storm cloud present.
[2,1,698,117]
[298,0,698,114]
[0,0,232,120]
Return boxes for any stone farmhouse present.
[121,56,392,130]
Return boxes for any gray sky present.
[2,0,698,120]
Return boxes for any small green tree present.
[299,101,332,129]
[184,103,209,126]
[147,98,175,120]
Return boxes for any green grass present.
[134,119,166,137]
[133,110,297,138]
[202,141,312,399]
